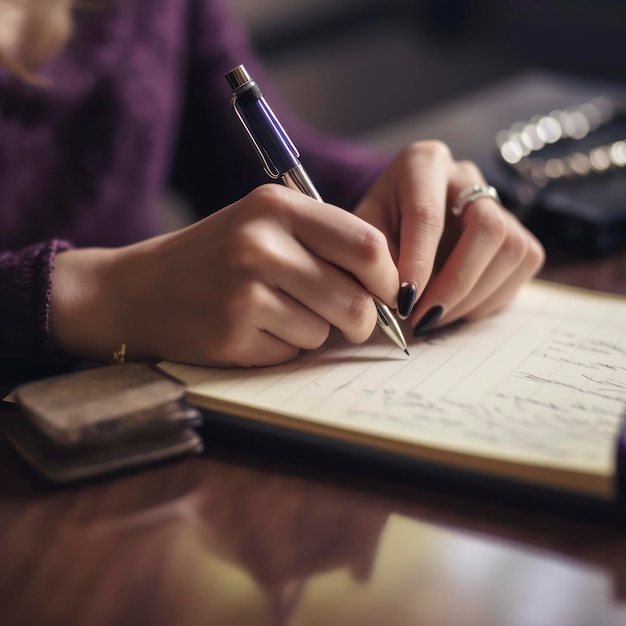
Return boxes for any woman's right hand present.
[50,184,400,367]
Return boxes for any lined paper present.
[160,281,626,489]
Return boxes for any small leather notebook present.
[6,362,203,483]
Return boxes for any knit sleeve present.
[0,240,79,381]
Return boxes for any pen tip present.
[404,348,410,356]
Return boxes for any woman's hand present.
[353,140,545,335]
[50,184,399,367]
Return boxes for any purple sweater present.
[0,0,388,380]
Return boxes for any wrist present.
[49,247,124,362]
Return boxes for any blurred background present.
[229,0,626,139]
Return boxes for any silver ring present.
[451,184,500,217]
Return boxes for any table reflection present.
[0,450,619,626]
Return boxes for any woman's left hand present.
[353,140,545,336]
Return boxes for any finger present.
[410,161,508,333]
[168,320,300,369]
[204,283,332,367]
[452,230,545,321]
[273,186,399,307]
[411,198,507,331]
[258,230,379,344]
[258,288,332,350]
[440,211,531,323]
[392,142,452,318]
[231,331,301,368]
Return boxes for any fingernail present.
[413,305,443,337]
[397,281,417,319]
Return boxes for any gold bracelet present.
[112,343,127,364]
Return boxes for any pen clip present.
[231,94,281,179]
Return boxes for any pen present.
[225,64,408,355]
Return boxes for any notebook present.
[159,280,626,503]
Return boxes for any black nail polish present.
[398,282,417,319]
[413,305,443,337]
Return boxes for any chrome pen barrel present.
[281,165,323,201]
